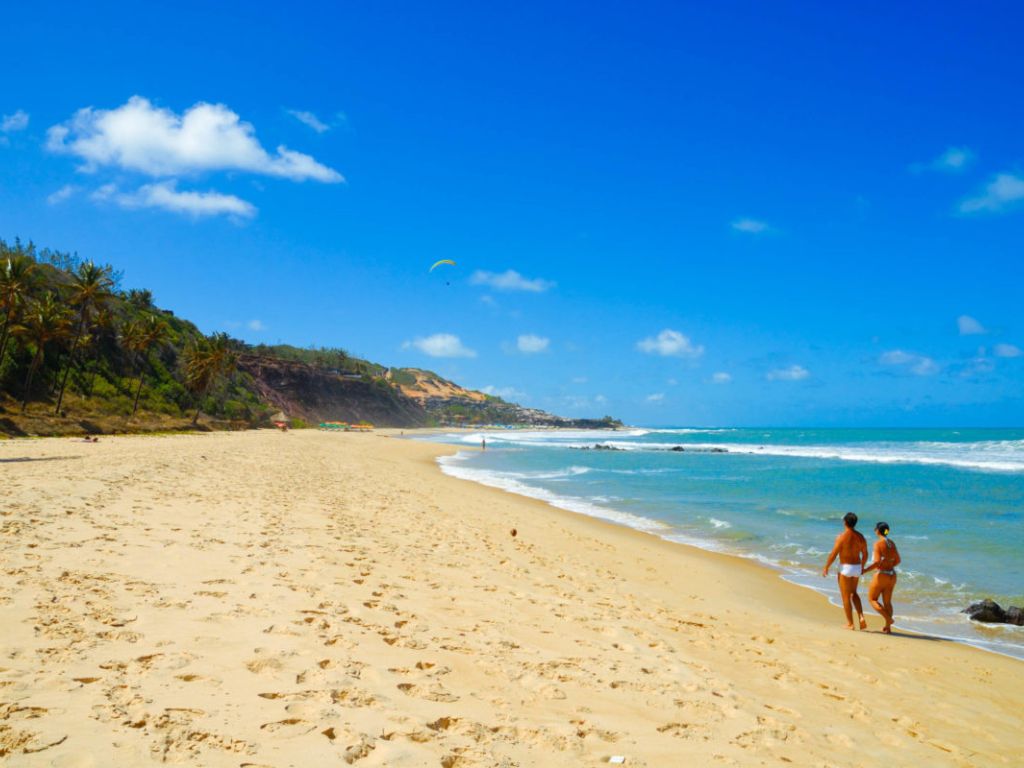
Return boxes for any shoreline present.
[423,437,1024,662]
[3,430,1022,765]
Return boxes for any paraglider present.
[430,259,456,286]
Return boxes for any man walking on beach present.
[822,512,868,630]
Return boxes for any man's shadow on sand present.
[880,630,945,642]
[0,455,83,463]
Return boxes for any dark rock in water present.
[964,600,1007,623]
[1004,606,1024,626]
[592,444,623,451]
[666,446,726,453]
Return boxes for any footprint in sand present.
[658,721,707,741]
[259,718,317,737]
[342,734,375,764]
[396,682,459,703]
[823,728,854,747]
[569,719,620,743]
[245,653,287,675]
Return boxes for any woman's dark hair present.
[875,521,890,536]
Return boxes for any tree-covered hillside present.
[0,238,270,432]
[0,238,620,436]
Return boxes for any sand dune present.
[1,430,1021,766]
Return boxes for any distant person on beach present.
[864,522,901,634]
[822,512,869,630]
[481,437,486,451]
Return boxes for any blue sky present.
[2,1,1022,426]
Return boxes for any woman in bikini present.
[864,521,901,633]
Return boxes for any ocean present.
[424,427,1024,659]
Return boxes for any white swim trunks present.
[839,563,862,578]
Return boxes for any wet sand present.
[1,430,1021,766]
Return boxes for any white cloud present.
[960,173,1024,214]
[994,343,1022,358]
[913,146,974,173]
[958,315,987,335]
[287,109,330,133]
[402,333,476,358]
[731,218,768,234]
[934,146,973,171]
[247,319,266,331]
[90,183,118,202]
[711,371,732,383]
[1,110,29,132]
[766,365,809,381]
[571,376,588,384]
[47,184,77,205]
[646,393,665,403]
[47,96,343,182]
[90,182,119,201]
[879,350,938,376]
[637,329,704,358]
[963,350,995,377]
[469,269,554,292]
[109,181,256,219]
[516,334,549,353]
[879,350,914,365]
[481,385,526,400]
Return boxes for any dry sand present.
[1,430,1021,766]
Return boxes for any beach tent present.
[319,421,349,431]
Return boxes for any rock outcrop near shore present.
[963,600,1024,625]
[239,356,622,429]
[239,355,431,428]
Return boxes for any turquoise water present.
[428,428,1024,659]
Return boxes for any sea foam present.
[454,431,1024,473]
[438,452,669,534]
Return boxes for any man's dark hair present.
[843,512,858,528]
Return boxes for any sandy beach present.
[1,430,1021,767]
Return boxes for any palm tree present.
[126,288,153,310]
[80,304,116,398]
[0,253,36,367]
[122,315,170,417]
[54,261,115,414]
[182,332,238,425]
[13,293,71,413]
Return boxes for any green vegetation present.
[0,236,621,435]
[182,333,240,424]
[248,343,385,377]
[388,368,417,387]
[0,238,265,428]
